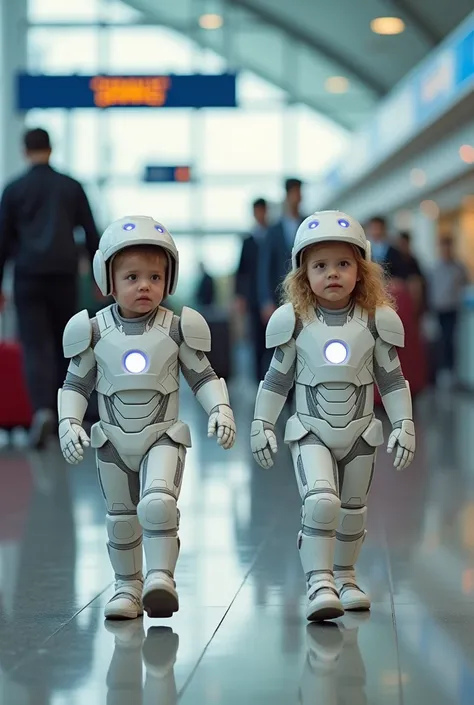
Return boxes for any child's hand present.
[59,419,90,464]
[251,420,278,468]
[387,420,415,470]
[207,405,236,449]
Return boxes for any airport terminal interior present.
[1,0,474,703]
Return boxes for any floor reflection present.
[300,614,369,705]
[106,622,179,705]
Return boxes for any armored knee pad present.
[137,492,178,533]
[303,491,341,533]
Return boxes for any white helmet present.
[93,215,179,297]
[291,210,371,270]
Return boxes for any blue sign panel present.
[16,73,237,110]
[143,166,192,183]
[321,11,474,193]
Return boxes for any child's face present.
[306,242,358,309]
[112,250,167,318]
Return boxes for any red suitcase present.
[375,281,427,404]
[0,311,33,430]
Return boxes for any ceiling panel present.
[123,0,472,131]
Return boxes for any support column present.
[0,0,27,187]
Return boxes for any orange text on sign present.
[89,76,171,108]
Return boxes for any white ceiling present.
[123,0,473,130]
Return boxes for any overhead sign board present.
[143,166,192,183]
[16,73,237,110]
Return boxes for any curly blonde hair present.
[281,243,394,319]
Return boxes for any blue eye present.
[308,220,319,229]
[123,223,135,231]
[338,218,350,228]
[155,225,164,233]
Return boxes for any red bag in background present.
[0,308,33,430]
[375,281,427,404]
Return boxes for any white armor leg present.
[334,437,375,611]
[138,435,186,618]
[290,433,344,621]
[97,441,144,620]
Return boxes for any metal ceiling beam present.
[230,0,388,97]
[121,0,361,130]
[386,0,441,46]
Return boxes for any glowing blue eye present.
[308,220,319,229]
[155,225,164,233]
[338,219,350,228]
[123,223,135,231]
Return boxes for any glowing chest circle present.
[123,350,149,374]
[324,340,348,365]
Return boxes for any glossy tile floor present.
[1,377,474,704]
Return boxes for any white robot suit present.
[251,211,415,622]
[58,216,236,620]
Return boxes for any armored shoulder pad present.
[180,306,211,352]
[375,305,404,347]
[62,309,93,358]
[266,303,296,348]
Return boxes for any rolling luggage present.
[0,307,33,430]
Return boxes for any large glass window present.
[28,28,100,73]
[25,3,350,291]
[105,111,193,179]
[200,111,284,175]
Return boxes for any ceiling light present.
[370,17,405,35]
[199,13,223,30]
[420,200,439,220]
[410,168,426,187]
[325,76,349,93]
[459,144,474,164]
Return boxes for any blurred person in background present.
[366,215,409,280]
[195,261,215,308]
[234,197,269,381]
[0,128,100,448]
[428,235,469,386]
[259,178,305,326]
[397,230,427,315]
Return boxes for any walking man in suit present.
[234,198,269,381]
[259,178,305,325]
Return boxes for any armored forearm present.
[374,338,412,425]
[59,347,97,425]
[254,340,296,425]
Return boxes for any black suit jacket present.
[235,233,262,312]
[258,219,304,307]
[0,163,100,288]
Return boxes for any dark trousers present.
[14,274,78,412]
[249,307,266,382]
[437,310,458,371]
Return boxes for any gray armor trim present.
[317,302,353,327]
[338,436,374,496]
[262,363,295,396]
[180,362,218,394]
[91,318,101,348]
[374,357,407,395]
[111,304,157,335]
[63,366,97,401]
[169,315,182,346]
[97,441,140,506]
[294,318,304,339]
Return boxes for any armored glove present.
[59,419,90,464]
[207,404,236,449]
[251,420,278,468]
[387,420,415,470]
